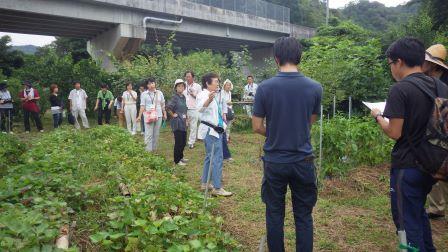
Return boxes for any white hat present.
[174,79,185,90]
[223,79,233,90]
[175,79,184,85]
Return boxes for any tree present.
[424,0,448,30]
[52,37,90,63]
[341,0,417,31]
[0,35,25,77]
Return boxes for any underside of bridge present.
[0,8,113,38]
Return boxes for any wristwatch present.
[375,113,383,123]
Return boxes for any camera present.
[0,99,12,104]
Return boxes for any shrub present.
[312,116,394,177]
[231,115,252,133]
[0,133,26,175]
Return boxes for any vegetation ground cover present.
[156,128,448,251]
[0,125,238,251]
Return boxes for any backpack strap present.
[407,75,438,101]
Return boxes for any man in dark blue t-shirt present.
[252,37,322,252]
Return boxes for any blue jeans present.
[262,159,317,252]
[390,167,436,252]
[201,130,224,189]
[52,113,63,128]
[222,132,231,159]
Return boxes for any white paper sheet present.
[363,101,388,122]
[362,101,386,113]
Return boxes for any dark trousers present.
[52,113,63,128]
[222,132,231,159]
[23,109,43,131]
[390,167,436,252]
[141,114,145,132]
[173,130,187,164]
[98,108,111,125]
[0,108,13,132]
[262,160,317,252]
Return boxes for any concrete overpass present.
[0,0,315,70]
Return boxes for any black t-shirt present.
[49,94,62,107]
[384,72,447,168]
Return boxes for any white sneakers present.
[201,183,214,190]
[201,184,233,197]
[181,158,189,163]
[177,161,187,166]
[212,188,233,197]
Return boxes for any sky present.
[1,0,411,46]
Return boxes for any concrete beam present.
[87,23,145,71]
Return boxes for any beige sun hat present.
[223,79,233,90]
[425,44,448,70]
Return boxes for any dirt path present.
[157,129,448,251]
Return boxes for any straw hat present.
[223,79,233,90]
[425,44,448,70]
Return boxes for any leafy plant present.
[0,126,239,251]
[312,116,394,177]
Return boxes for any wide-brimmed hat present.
[425,44,448,70]
[174,79,185,90]
[222,79,233,90]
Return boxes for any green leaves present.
[1,126,239,251]
[312,116,394,177]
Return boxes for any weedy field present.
[0,126,238,251]
[1,116,447,251]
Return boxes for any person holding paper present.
[371,38,448,252]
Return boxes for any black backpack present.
[407,75,448,181]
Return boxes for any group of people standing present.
[0,70,238,197]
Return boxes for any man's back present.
[253,72,322,164]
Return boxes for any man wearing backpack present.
[422,44,448,220]
[371,37,448,252]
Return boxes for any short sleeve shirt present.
[0,90,13,109]
[141,90,165,118]
[383,73,448,168]
[69,89,88,110]
[253,72,322,163]
[97,90,114,109]
[122,90,137,105]
[183,82,202,109]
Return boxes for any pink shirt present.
[183,82,202,110]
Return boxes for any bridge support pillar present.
[249,47,273,72]
[87,24,145,72]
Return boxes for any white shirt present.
[197,89,227,139]
[221,90,232,109]
[122,90,137,105]
[183,82,202,110]
[140,90,165,118]
[114,98,122,110]
[244,83,258,101]
[68,89,88,110]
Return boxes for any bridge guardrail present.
[187,0,290,23]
